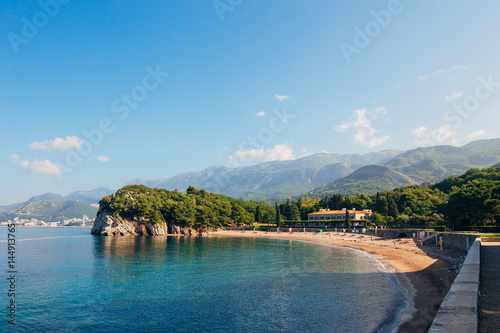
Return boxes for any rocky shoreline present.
[90,209,201,236]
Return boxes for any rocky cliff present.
[91,208,201,236]
[92,185,253,235]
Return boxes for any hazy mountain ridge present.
[309,165,418,197]
[0,202,24,214]
[128,150,403,200]
[382,139,500,184]
[0,187,113,221]
[65,187,115,204]
[130,139,500,200]
[5,139,500,218]
[0,200,98,222]
[0,193,66,213]
[26,193,66,203]
[308,139,500,197]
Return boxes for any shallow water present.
[1,227,408,332]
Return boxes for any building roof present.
[308,209,372,216]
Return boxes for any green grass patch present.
[481,234,500,238]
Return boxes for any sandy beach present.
[211,230,465,333]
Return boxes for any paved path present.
[479,243,500,333]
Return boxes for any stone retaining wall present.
[428,238,480,332]
[440,233,477,252]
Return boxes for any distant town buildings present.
[0,215,94,227]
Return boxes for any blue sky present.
[2,0,500,204]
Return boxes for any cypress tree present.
[255,206,261,223]
[275,203,282,227]
[345,209,352,229]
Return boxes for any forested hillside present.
[99,185,275,229]
[281,167,500,228]
[101,167,500,231]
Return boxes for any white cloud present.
[411,126,428,139]
[30,135,83,151]
[372,107,387,117]
[445,91,463,100]
[230,143,295,162]
[411,124,457,146]
[11,154,61,176]
[256,111,266,117]
[417,69,445,81]
[299,148,314,158]
[10,154,20,163]
[433,125,457,142]
[334,108,389,148]
[448,65,468,72]
[275,94,289,102]
[97,155,110,162]
[465,130,487,142]
[19,159,61,176]
[418,65,468,81]
[334,123,349,133]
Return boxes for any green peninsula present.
[91,185,273,235]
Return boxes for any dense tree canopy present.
[99,185,274,229]
[101,167,500,230]
[277,167,500,228]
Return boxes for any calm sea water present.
[1,227,408,333]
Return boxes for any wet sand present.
[211,230,465,333]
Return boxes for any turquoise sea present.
[1,227,408,332]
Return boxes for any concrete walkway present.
[428,238,480,332]
[479,243,500,333]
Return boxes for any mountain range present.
[3,138,500,221]
[0,200,99,222]
[129,138,500,200]
[0,187,114,222]
[128,149,404,200]
[309,165,419,197]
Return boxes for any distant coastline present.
[0,225,92,228]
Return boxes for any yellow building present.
[307,208,372,221]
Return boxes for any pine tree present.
[388,196,399,220]
[297,198,303,210]
[374,192,389,216]
[289,204,300,220]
